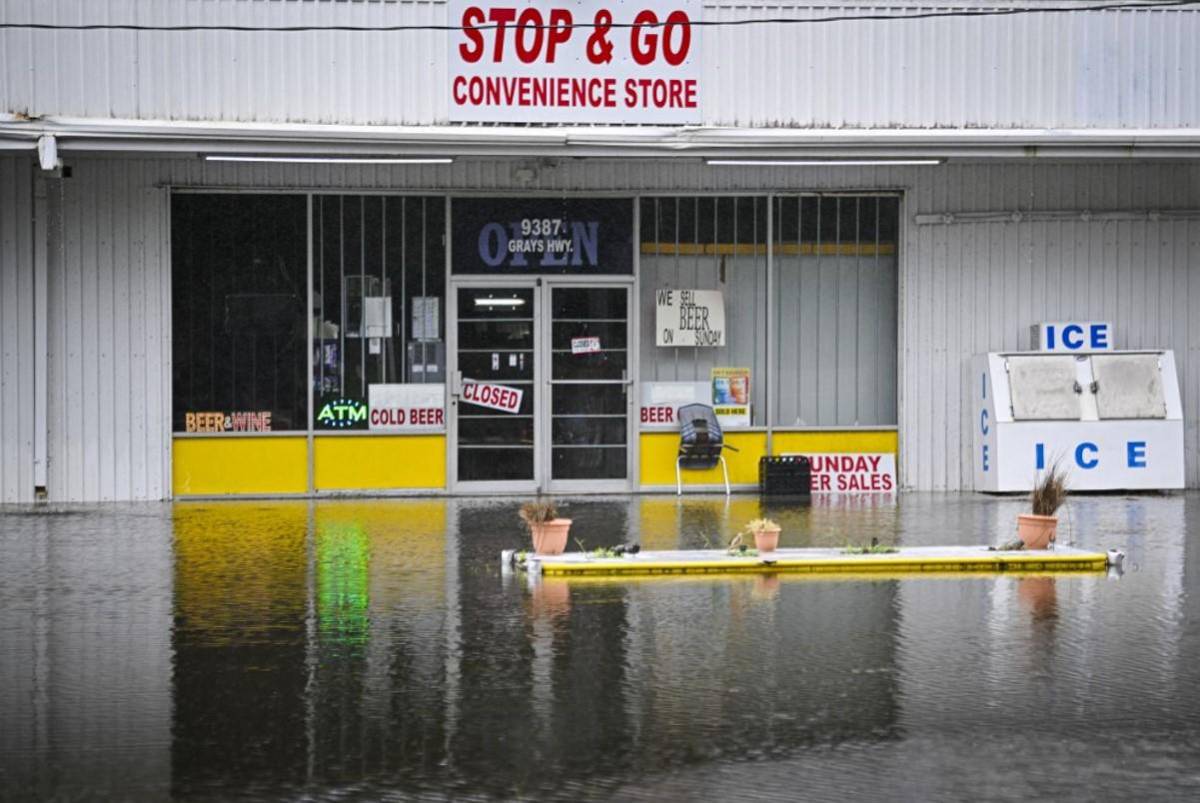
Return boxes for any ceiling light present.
[205,155,453,165]
[474,297,526,307]
[706,159,943,167]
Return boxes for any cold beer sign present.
[449,0,701,124]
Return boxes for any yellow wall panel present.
[314,435,446,490]
[173,437,308,496]
[771,430,898,455]
[639,431,767,487]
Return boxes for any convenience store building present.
[1,0,1199,502]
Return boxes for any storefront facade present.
[162,186,899,497]
[2,1,1200,501]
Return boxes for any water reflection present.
[172,504,309,793]
[1,493,1199,799]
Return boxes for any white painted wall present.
[774,253,898,427]
[44,160,172,501]
[0,156,34,502]
[2,1,1199,129]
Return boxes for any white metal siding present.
[35,156,1200,497]
[903,163,1200,491]
[774,253,898,427]
[3,1,1199,129]
[0,156,34,502]
[45,160,171,502]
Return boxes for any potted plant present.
[519,500,572,556]
[741,517,782,553]
[1018,463,1067,550]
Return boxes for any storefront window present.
[312,196,445,429]
[171,194,308,433]
[771,195,899,427]
[638,197,768,426]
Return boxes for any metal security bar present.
[312,196,445,422]
[638,197,768,404]
[771,195,900,428]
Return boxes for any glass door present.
[545,284,632,492]
[450,285,538,491]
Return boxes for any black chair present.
[675,403,739,495]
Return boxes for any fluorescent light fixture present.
[474,297,526,307]
[205,155,453,165]
[706,159,942,167]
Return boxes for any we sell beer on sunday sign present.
[655,289,725,347]
[448,0,701,124]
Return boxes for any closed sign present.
[462,381,524,414]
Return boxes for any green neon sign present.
[317,397,368,429]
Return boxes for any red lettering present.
[459,8,486,63]
[515,8,543,64]
[630,10,658,66]
[640,406,678,424]
[488,8,517,62]
[546,9,572,63]
[435,409,445,425]
[624,78,696,109]
[662,11,692,65]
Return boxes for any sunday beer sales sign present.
[448,0,702,124]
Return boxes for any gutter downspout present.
[31,173,49,498]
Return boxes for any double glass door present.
[450,281,632,492]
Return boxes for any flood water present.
[2,493,1200,801]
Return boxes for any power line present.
[0,1,1197,33]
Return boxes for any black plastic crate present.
[759,456,812,497]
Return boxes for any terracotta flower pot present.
[753,526,781,553]
[1016,514,1057,550]
[530,518,572,555]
